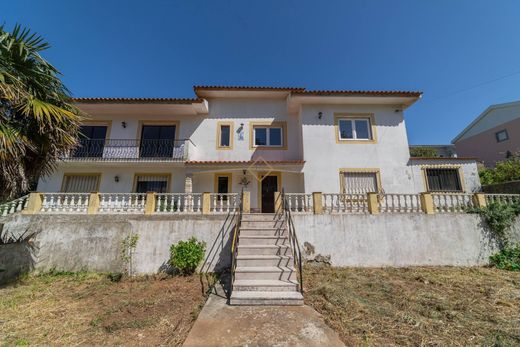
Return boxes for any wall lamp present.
[114,175,120,183]
[121,121,127,128]
[318,112,323,119]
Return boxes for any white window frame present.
[338,118,372,141]
[253,126,283,147]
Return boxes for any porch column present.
[185,174,194,212]
[242,191,250,213]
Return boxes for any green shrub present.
[169,237,206,275]
[467,201,520,246]
[489,246,520,271]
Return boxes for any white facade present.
[38,86,482,211]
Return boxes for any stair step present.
[237,245,292,256]
[233,279,299,292]
[230,290,304,306]
[236,255,293,267]
[235,266,297,281]
[241,220,285,228]
[241,213,281,221]
[239,235,288,245]
[239,228,286,236]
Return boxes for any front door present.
[261,175,278,213]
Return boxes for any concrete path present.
[183,293,345,347]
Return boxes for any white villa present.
[37,85,481,213]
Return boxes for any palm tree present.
[0,24,81,201]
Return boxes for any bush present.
[489,246,520,271]
[479,153,520,185]
[169,237,206,275]
[467,201,520,246]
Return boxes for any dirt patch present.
[0,272,207,346]
[304,266,520,346]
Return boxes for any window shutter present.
[62,175,99,193]
[343,172,378,194]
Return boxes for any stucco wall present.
[2,213,518,275]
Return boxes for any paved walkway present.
[183,292,345,347]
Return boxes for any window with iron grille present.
[135,175,169,193]
[425,168,462,192]
[62,175,99,192]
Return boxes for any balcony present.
[61,139,191,162]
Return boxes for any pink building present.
[452,101,520,167]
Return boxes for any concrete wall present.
[2,213,519,275]
[0,243,35,284]
[1,214,233,275]
[293,213,519,267]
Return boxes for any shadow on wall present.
[0,226,39,285]
[198,211,236,298]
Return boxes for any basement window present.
[425,168,463,192]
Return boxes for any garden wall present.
[1,213,519,276]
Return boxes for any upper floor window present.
[74,125,108,158]
[140,124,177,158]
[424,168,462,192]
[335,114,376,143]
[250,122,287,149]
[217,122,234,149]
[495,129,509,143]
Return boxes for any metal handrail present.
[229,187,244,298]
[280,189,304,294]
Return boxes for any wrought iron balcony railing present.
[61,139,191,161]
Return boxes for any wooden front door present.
[261,175,278,213]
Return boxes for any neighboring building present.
[409,144,457,158]
[452,100,520,167]
[38,86,482,212]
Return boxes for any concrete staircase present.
[230,213,304,306]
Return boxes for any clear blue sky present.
[3,0,520,144]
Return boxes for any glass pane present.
[269,128,282,146]
[136,176,168,193]
[220,125,230,147]
[141,126,174,157]
[338,120,353,139]
[426,169,461,192]
[354,120,370,139]
[255,128,267,146]
[217,177,229,194]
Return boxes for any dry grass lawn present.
[0,272,207,346]
[305,266,520,347]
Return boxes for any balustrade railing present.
[99,193,146,213]
[484,194,520,205]
[62,139,190,161]
[41,193,90,213]
[155,193,202,213]
[380,194,422,213]
[0,195,29,217]
[432,193,475,213]
[210,193,239,213]
[322,193,368,213]
[285,193,313,213]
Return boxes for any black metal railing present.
[279,189,304,294]
[229,187,244,298]
[63,139,191,161]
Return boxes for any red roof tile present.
[73,97,204,104]
[292,90,422,97]
[186,160,305,165]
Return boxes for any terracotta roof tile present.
[409,157,478,161]
[186,160,305,165]
[73,97,204,104]
[292,90,422,97]
[194,85,306,92]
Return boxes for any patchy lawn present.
[305,266,520,346]
[0,272,207,346]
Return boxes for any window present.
[62,174,100,192]
[217,122,234,149]
[341,171,380,194]
[425,168,462,192]
[495,129,509,143]
[74,125,108,157]
[140,125,176,158]
[253,126,283,147]
[338,118,371,140]
[134,175,169,193]
[214,174,232,200]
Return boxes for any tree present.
[0,24,81,201]
[409,147,438,158]
[479,153,520,185]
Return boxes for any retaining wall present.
[1,213,519,278]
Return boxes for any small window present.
[495,129,509,143]
[135,175,169,193]
[215,174,231,200]
[342,171,379,194]
[253,127,283,147]
[338,118,372,140]
[62,174,99,192]
[425,168,462,192]
[217,122,233,149]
